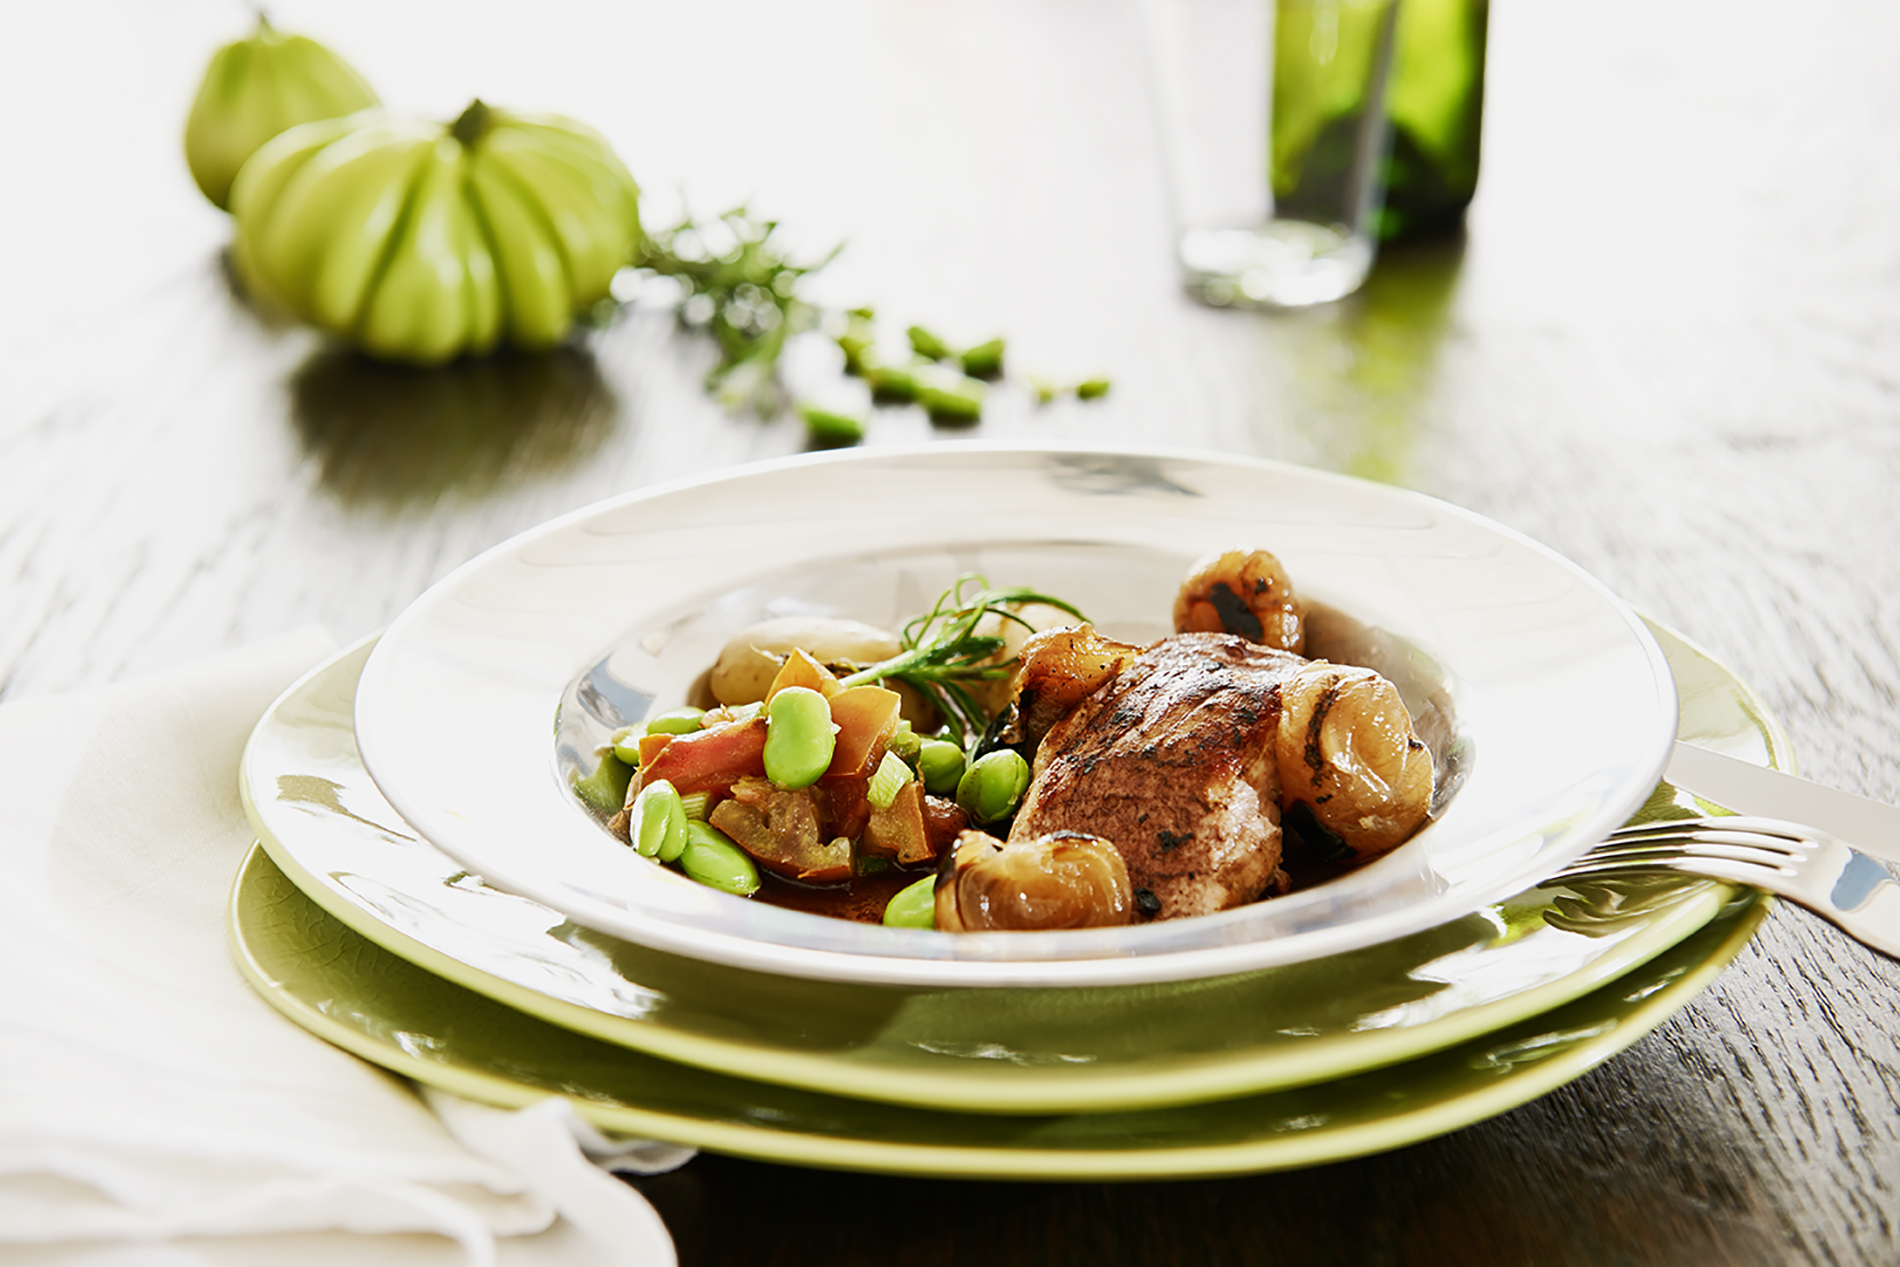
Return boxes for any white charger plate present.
[244,622,1774,1114]
[354,445,1678,988]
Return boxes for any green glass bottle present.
[1378,0,1487,241]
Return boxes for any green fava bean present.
[916,740,967,796]
[631,780,688,861]
[883,874,937,928]
[610,725,644,766]
[959,337,1005,380]
[763,687,836,789]
[956,749,1031,823]
[680,821,761,895]
[645,708,706,735]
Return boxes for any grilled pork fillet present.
[1010,633,1299,919]
[1008,630,1434,920]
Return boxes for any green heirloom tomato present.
[231,100,641,366]
[185,17,379,211]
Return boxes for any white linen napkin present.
[0,631,692,1266]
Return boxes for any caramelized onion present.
[934,830,1134,932]
[1174,548,1306,654]
[1007,624,1141,749]
[1276,662,1434,859]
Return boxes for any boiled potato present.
[709,617,904,706]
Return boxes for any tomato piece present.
[863,781,935,866]
[825,685,903,778]
[635,718,767,799]
[920,794,969,858]
[636,731,673,768]
[711,777,852,882]
[765,649,842,701]
[820,774,873,843]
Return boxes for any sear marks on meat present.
[1007,630,1436,921]
[1010,633,1304,920]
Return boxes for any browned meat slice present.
[1009,633,1303,919]
[1007,631,1436,921]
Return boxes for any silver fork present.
[1551,815,1900,960]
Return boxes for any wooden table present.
[5,1,1897,1262]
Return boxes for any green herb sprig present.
[840,574,1088,744]
[634,208,836,415]
[631,207,1111,441]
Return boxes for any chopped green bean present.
[918,381,984,426]
[799,405,865,448]
[958,337,1005,379]
[574,752,635,815]
[865,365,920,404]
[837,307,877,376]
[906,325,954,361]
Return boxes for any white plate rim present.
[354,442,1679,988]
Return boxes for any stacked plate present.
[231,445,1783,1178]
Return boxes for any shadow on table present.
[1271,233,1468,485]
[288,344,621,510]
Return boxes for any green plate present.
[229,845,1766,1178]
[237,619,1784,1115]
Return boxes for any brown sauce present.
[1276,824,1362,893]
[754,864,936,924]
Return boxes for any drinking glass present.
[1148,0,1400,307]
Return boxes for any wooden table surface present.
[5,1,1898,1262]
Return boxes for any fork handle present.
[1821,850,1900,959]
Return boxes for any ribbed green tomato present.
[185,17,379,211]
[231,100,641,366]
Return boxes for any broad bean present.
[882,875,937,929]
[763,687,836,789]
[680,821,761,895]
[956,749,1030,823]
[631,779,688,861]
[645,708,707,735]
[916,740,966,796]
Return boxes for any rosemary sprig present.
[840,574,1088,744]
[631,208,1112,435]
[634,208,837,415]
